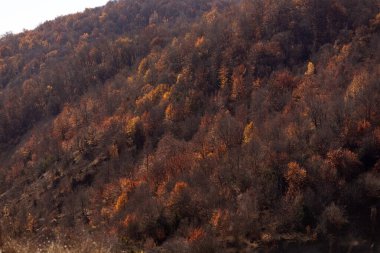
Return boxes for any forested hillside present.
[0,0,379,252]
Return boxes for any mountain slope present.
[0,0,379,251]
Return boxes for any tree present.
[283,161,307,207]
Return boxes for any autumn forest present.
[0,0,379,252]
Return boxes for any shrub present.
[319,203,348,236]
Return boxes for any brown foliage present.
[0,0,379,251]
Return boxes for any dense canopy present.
[0,0,379,252]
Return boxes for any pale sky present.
[0,0,110,35]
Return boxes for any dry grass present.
[1,237,113,253]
